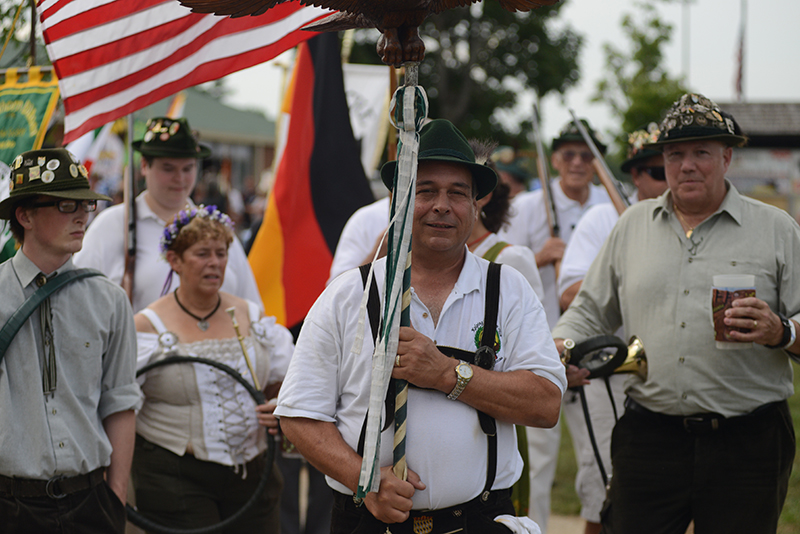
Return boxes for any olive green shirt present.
[553,182,797,417]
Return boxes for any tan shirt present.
[553,183,798,417]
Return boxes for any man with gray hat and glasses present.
[0,148,139,533]
[553,93,799,533]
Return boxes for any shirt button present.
[679,357,685,363]
[680,322,686,328]
[422,313,428,319]
[58,442,65,448]
[52,408,57,415]
[681,393,688,400]
[688,258,693,263]
[684,289,690,295]
[731,261,737,266]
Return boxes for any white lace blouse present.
[136,301,293,469]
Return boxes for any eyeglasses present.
[30,199,98,213]
[560,150,594,164]
[636,166,666,181]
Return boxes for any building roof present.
[135,87,276,146]
[718,102,800,136]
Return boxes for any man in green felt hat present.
[0,148,139,533]
[553,93,800,533]
[276,118,566,532]
[74,117,261,313]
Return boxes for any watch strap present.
[764,312,792,349]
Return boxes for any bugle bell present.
[560,334,648,380]
[614,335,647,380]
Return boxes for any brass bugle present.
[226,307,262,391]
[615,335,647,380]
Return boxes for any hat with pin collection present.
[133,117,211,159]
[645,93,747,148]
[552,118,607,155]
[621,123,663,173]
[380,119,498,200]
[0,148,112,220]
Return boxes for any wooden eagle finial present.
[178,0,560,66]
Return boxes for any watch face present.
[458,363,473,379]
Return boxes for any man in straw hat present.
[276,119,565,532]
[0,148,139,533]
[553,93,800,533]
[74,117,261,313]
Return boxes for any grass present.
[551,371,800,532]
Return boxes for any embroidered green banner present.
[0,67,60,166]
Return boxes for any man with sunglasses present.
[554,125,668,534]
[554,94,799,534]
[498,119,610,533]
[0,148,139,533]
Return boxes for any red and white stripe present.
[38,0,328,143]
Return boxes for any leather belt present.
[335,487,512,534]
[624,397,782,435]
[0,468,105,499]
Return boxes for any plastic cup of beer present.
[711,274,755,349]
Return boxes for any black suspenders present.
[357,262,502,494]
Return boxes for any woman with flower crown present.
[131,205,293,531]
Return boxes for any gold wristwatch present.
[447,361,473,400]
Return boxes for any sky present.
[222,0,800,147]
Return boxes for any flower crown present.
[159,204,234,257]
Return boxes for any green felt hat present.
[645,93,747,148]
[0,148,112,220]
[491,146,530,186]
[380,119,497,199]
[621,123,663,173]
[552,118,607,155]
[133,117,211,159]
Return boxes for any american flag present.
[38,0,329,143]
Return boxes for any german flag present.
[248,33,374,333]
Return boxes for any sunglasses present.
[560,150,594,164]
[30,199,98,213]
[636,166,666,181]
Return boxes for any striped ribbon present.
[355,64,427,498]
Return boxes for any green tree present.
[592,1,687,159]
[0,0,48,68]
[349,1,582,146]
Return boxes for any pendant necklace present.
[174,288,221,331]
[673,207,696,238]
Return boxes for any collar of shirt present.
[137,192,197,225]
[551,177,611,211]
[451,249,484,299]
[12,249,75,288]
[652,179,744,227]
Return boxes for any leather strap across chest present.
[0,268,104,366]
[357,262,502,494]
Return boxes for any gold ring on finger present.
[395,354,401,367]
